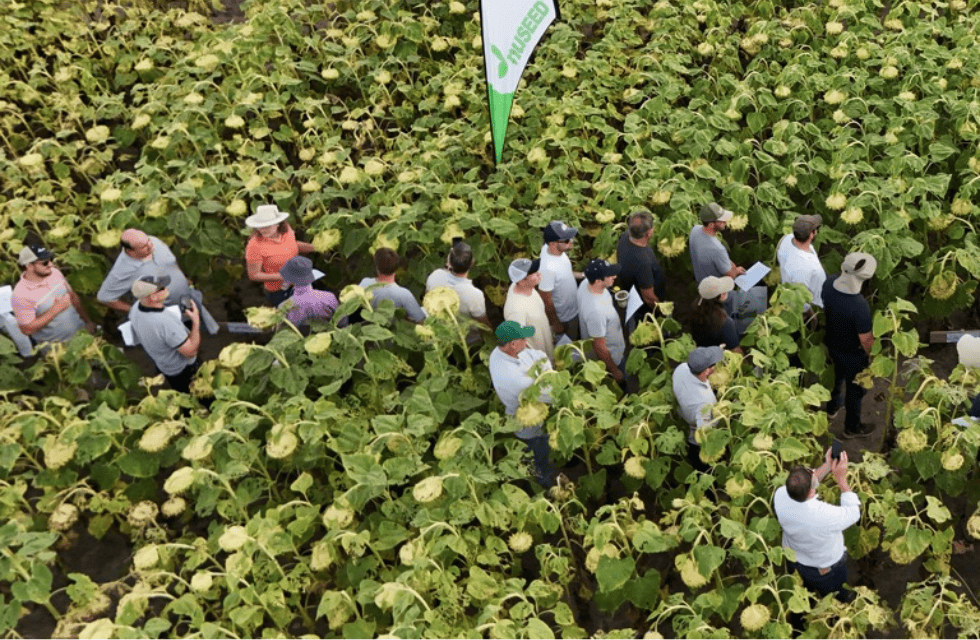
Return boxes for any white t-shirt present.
[773,485,860,568]
[503,285,553,361]
[425,269,487,320]
[671,363,718,443]
[488,346,552,438]
[777,234,826,309]
[538,244,578,322]
[576,281,625,366]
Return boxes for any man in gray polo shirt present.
[98,228,218,334]
[578,259,626,385]
[672,346,723,472]
[359,248,427,323]
[129,275,201,393]
[689,202,746,282]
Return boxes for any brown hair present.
[374,248,400,276]
[786,467,814,502]
[691,297,727,343]
[249,221,291,240]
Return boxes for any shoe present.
[841,422,876,439]
[825,402,843,419]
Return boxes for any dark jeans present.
[794,553,854,603]
[687,441,710,474]
[828,351,868,431]
[164,360,199,394]
[519,435,555,488]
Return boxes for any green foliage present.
[2,0,980,637]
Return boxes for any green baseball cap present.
[495,320,535,345]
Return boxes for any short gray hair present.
[628,210,654,240]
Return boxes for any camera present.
[179,295,194,312]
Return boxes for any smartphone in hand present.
[831,440,843,461]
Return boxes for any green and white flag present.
[481,0,558,164]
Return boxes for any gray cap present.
[699,202,734,224]
[508,258,540,283]
[131,275,172,299]
[688,346,724,374]
[793,214,822,237]
[18,245,54,266]
[834,252,877,294]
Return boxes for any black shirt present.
[616,232,667,301]
[822,275,871,355]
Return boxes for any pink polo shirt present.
[11,268,85,343]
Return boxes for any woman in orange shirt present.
[245,204,314,305]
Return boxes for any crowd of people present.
[6,200,892,608]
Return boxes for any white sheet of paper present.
[119,321,136,346]
[312,269,325,281]
[0,286,12,315]
[164,305,182,320]
[625,286,643,322]
[735,262,771,291]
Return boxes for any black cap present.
[584,259,622,283]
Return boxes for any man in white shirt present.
[577,259,626,385]
[774,448,860,603]
[777,214,826,313]
[539,221,582,340]
[504,258,553,362]
[488,321,554,487]
[672,346,723,471]
[425,240,489,327]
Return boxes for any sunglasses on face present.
[34,260,52,267]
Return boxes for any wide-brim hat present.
[834,252,877,294]
[18,245,55,266]
[698,275,735,300]
[280,256,314,286]
[245,204,289,229]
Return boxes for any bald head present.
[120,229,152,257]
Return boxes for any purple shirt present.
[279,286,338,326]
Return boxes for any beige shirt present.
[503,285,554,362]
